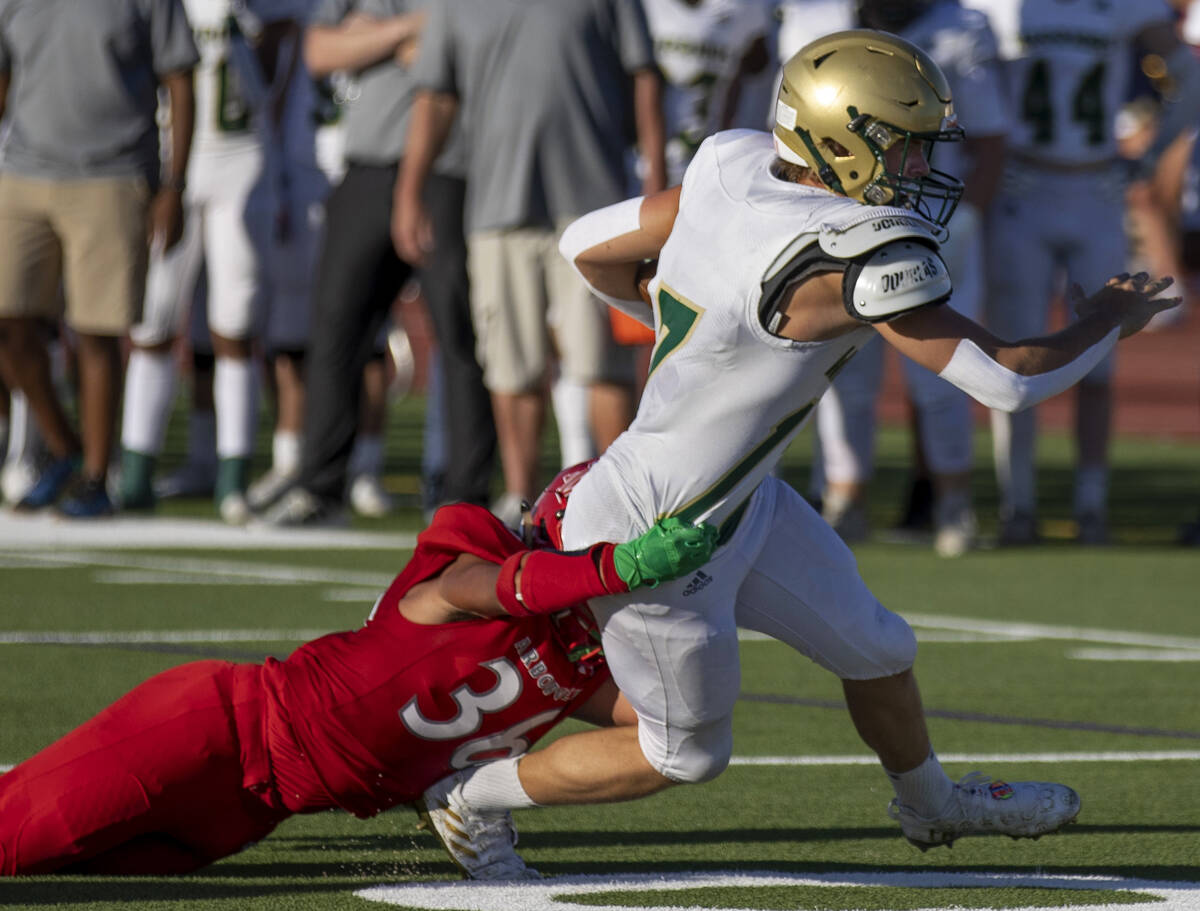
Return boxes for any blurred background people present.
[119,0,282,525]
[394,0,668,526]
[807,0,1010,558]
[0,0,197,517]
[266,0,493,526]
[961,0,1200,545]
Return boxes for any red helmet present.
[528,459,596,549]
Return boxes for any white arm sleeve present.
[558,197,654,328]
[937,328,1119,413]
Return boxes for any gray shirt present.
[413,0,655,232]
[0,0,198,182]
[309,0,463,173]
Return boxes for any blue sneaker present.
[14,454,80,511]
[57,475,115,518]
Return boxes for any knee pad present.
[640,717,733,785]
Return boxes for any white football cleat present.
[416,772,540,880]
[246,468,298,513]
[889,772,1080,850]
[349,473,393,518]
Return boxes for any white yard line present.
[7,750,1198,776]
[0,629,330,645]
[356,870,1200,911]
[0,510,416,551]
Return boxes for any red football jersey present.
[260,504,609,818]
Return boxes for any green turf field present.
[1,397,1198,910]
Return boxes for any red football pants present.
[0,661,289,875]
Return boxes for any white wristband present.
[559,197,654,328]
[938,328,1119,413]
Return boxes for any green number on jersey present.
[216,58,251,133]
[649,286,704,376]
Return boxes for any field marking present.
[0,629,330,645]
[1069,648,1200,662]
[356,870,1200,911]
[6,750,1197,777]
[0,510,417,551]
[906,612,1200,653]
[0,549,393,588]
[728,750,1200,766]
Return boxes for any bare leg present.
[517,725,674,805]
[0,317,79,460]
[842,669,932,774]
[74,333,121,480]
[492,389,545,500]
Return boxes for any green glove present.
[612,517,719,590]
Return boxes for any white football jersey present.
[776,0,855,60]
[900,1,1010,181]
[642,0,773,181]
[566,131,895,545]
[961,0,1172,165]
[186,0,261,150]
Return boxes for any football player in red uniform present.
[0,463,716,877]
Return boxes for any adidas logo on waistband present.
[682,570,713,597]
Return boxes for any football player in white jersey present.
[640,0,774,186]
[959,0,1200,544]
[807,0,1010,557]
[406,32,1177,873]
[119,0,273,523]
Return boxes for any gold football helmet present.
[773,29,965,228]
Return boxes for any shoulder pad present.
[843,240,952,323]
[818,208,942,260]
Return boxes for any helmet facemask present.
[773,30,967,233]
[845,109,965,229]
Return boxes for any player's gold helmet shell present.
[773,29,965,228]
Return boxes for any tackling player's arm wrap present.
[495,518,718,617]
[558,197,655,328]
[937,327,1119,413]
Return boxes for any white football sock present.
[886,750,955,817]
[457,757,539,811]
[272,430,302,477]
[121,349,177,455]
[348,434,384,478]
[990,407,1036,516]
[551,374,594,468]
[214,357,258,460]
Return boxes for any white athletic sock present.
[214,357,258,460]
[121,350,178,455]
[457,758,539,811]
[886,750,955,817]
[551,374,594,468]
[1074,464,1108,516]
[990,408,1036,516]
[272,430,302,477]
[348,434,384,478]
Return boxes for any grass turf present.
[1,394,1198,909]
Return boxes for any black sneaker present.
[58,475,115,518]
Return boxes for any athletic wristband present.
[938,327,1118,413]
[495,545,628,617]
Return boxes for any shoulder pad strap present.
[843,240,952,323]
[818,208,943,259]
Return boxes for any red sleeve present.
[382,504,526,602]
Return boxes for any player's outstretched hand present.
[1071,272,1181,338]
[613,517,718,590]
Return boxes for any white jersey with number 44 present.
[961,0,1171,167]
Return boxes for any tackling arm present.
[876,273,1180,412]
[558,187,682,326]
[433,517,717,621]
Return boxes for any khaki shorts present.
[468,226,634,393]
[0,173,151,335]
